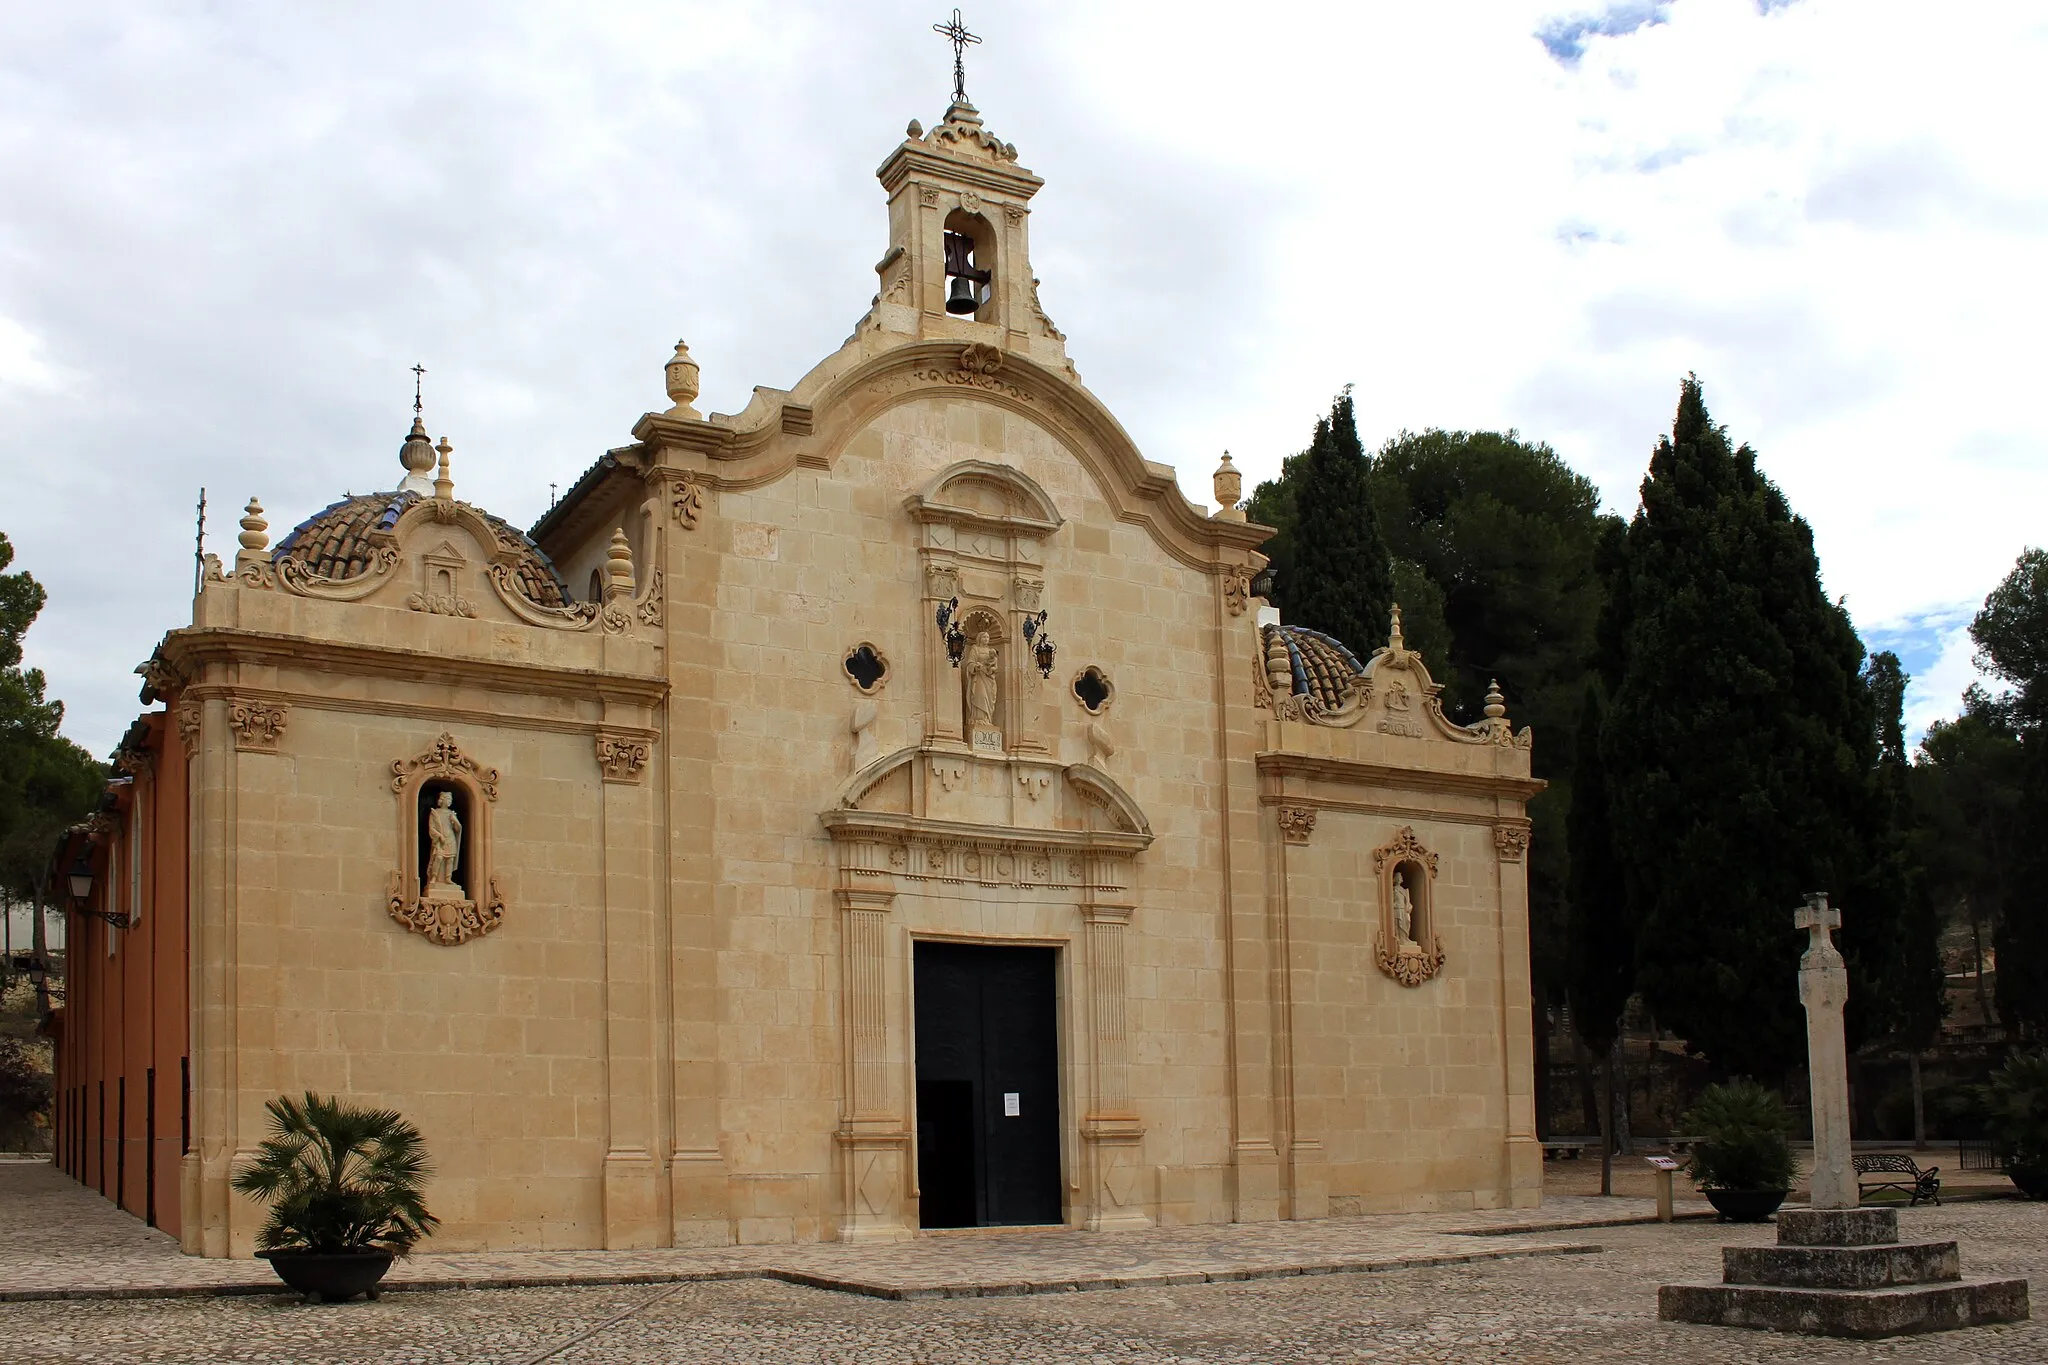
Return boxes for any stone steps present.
[1659,1206,2028,1339]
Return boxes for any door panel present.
[912,941,1062,1228]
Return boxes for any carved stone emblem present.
[1221,572,1250,617]
[960,342,1004,376]
[176,700,202,756]
[391,732,500,800]
[227,699,287,752]
[389,871,505,946]
[596,731,652,784]
[1376,932,1447,988]
[1494,823,1531,862]
[1277,806,1317,845]
[1372,826,1440,877]
[670,474,704,529]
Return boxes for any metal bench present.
[1853,1153,1941,1206]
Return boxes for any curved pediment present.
[823,745,1153,856]
[908,460,1063,535]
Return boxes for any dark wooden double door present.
[913,941,1062,1228]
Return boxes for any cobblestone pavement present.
[0,1202,2039,1363]
[0,1161,1650,1302]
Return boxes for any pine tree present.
[1566,682,1635,1184]
[1599,377,1897,1079]
[1972,549,2048,1032]
[1281,389,1394,655]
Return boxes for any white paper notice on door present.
[1003,1092,1021,1117]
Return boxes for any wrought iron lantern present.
[1023,610,1057,678]
[935,596,967,666]
[68,852,129,929]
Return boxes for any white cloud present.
[0,0,2042,753]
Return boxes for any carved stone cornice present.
[226,698,287,752]
[629,342,1274,573]
[1255,749,1547,803]
[595,731,652,784]
[1277,806,1316,845]
[157,627,668,708]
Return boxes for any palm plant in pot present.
[1979,1050,2048,1200]
[232,1091,438,1303]
[1682,1080,1797,1222]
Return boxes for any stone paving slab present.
[0,1160,1632,1303]
[4,1206,2042,1365]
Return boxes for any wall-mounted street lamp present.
[68,853,129,929]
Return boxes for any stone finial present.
[604,528,635,603]
[1387,603,1406,654]
[433,437,455,502]
[1484,679,1506,722]
[664,339,701,418]
[906,118,924,139]
[235,498,269,568]
[1263,625,1293,697]
[398,415,436,496]
[1212,452,1244,522]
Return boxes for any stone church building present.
[52,91,1543,1255]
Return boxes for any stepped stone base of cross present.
[1659,1206,2028,1337]
[1658,897,2029,1337]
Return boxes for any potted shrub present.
[232,1091,439,1303]
[1682,1079,1796,1222]
[1979,1050,2048,1200]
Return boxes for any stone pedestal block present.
[1660,1204,2028,1339]
[1723,1241,1959,1290]
[1778,1207,1896,1246]
[1658,1279,2028,1339]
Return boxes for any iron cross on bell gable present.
[933,8,980,104]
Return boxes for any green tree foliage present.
[1967,550,2048,1034]
[0,531,105,928]
[1864,651,1944,1048]
[1912,694,2024,1026]
[1566,684,1633,1057]
[1597,377,1917,1078]
[1247,389,1396,657]
[1367,429,1620,998]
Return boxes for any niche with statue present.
[387,732,506,946]
[1373,826,1445,986]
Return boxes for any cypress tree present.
[1600,377,1889,1080]
[1284,389,1395,653]
[1566,682,1634,1185]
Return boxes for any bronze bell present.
[946,275,980,315]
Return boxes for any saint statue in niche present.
[964,629,1001,749]
[425,789,465,899]
[1392,868,1417,948]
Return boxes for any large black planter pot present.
[2008,1164,2048,1200]
[1704,1188,1788,1222]
[257,1250,395,1303]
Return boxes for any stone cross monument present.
[1796,892,1854,1210]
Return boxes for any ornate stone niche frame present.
[386,732,505,946]
[1372,825,1445,987]
[909,461,1064,756]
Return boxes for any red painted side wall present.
[51,711,190,1241]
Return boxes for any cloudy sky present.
[3,0,2043,756]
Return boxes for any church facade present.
[53,94,1543,1255]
